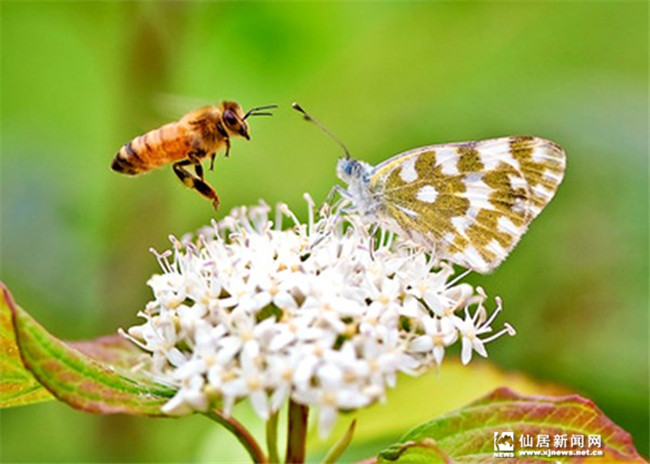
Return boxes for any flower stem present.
[205,409,268,464]
[266,410,280,463]
[285,400,309,464]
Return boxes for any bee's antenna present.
[292,102,351,160]
[243,104,278,120]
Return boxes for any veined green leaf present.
[378,387,645,463]
[1,282,176,415]
[0,284,53,407]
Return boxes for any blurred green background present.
[1,1,647,462]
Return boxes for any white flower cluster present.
[125,196,515,436]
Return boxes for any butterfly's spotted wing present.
[368,136,566,273]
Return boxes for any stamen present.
[118,327,150,351]
[481,296,503,329]
[482,322,516,343]
[446,269,472,289]
[274,204,283,231]
[237,206,255,233]
[149,247,173,273]
[278,203,300,227]
[304,193,315,234]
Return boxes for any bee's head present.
[220,101,277,141]
[220,101,250,140]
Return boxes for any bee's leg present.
[223,138,231,158]
[208,138,228,171]
[187,150,206,179]
[173,160,220,209]
[194,163,204,179]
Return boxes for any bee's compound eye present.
[345,163,354,176]
[223,110,238,127]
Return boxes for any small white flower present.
[293,360,372,438]
[125,197,515,436]
[453,295,512,365]
[266,350,302,413]
[161,365,208,415]
[216,308,275,365]
[410,315,458,365]
[221,348,270,420]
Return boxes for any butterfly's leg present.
[309,233,328,250]
[308,187,347,251]
[325,185,352,205]
[324,186,358,224]
[173,159,220,209]
[367,224,379,260]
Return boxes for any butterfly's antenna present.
[243,104,278,120]
[292,103,351,159]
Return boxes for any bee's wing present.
[369,136,566,273]
[155,93,212,119]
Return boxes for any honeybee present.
[111,101,276,209]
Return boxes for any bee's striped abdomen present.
[111,140,143,174]
[111,122,192,175]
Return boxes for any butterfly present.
[336,136,566,273]
[292,104,566,274]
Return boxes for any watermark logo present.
[494,432,515,457]
[493,432,603,458]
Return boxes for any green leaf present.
[378,387,646,463]
[69,334,152,372]
[0,284,54,407]
[2,282,176,415]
